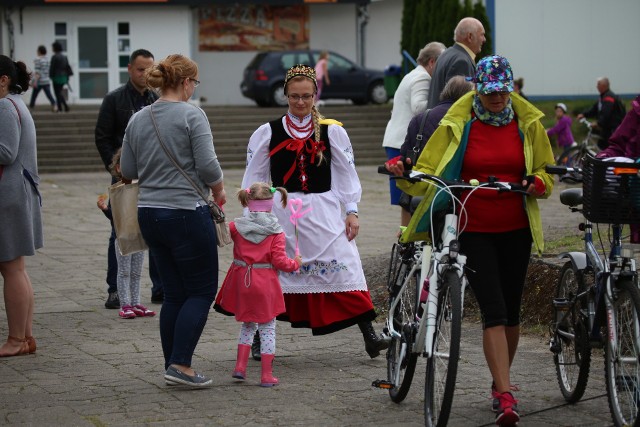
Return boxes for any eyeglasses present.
[189,78,201,87]
[288,94,314,102]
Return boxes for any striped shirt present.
[33,56,51,85]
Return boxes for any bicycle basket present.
[582,156,640,224]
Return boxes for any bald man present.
[577,77,626,149]
[426,17,486,108]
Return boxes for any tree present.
[400,0,492,62]
[473,1,493,58]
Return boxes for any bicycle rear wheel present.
[552,262,591,403]
[604,278,640,427]
[424,269,461,427]
[556,145,596,169]
[386,243,421,403]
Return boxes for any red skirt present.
[277,290,377,335]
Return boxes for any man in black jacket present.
[577,77,626,150]
[95,49,161,309]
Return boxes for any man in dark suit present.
[427,17,486,108]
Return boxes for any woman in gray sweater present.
[121,54,225,387]
[0,55,42,357]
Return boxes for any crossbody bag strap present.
[149,105,210,204]
[412,108,430,156]
[7,97,22,125]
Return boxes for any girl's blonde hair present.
[146,54,198,93]
[109,148,123,180]
[237,182,288,209]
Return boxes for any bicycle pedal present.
[372,379,393,389]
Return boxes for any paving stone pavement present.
[0,166,618,426]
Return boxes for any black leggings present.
[459,228,532,329]
[52,82,69,112]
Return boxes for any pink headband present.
[248,199,274,212]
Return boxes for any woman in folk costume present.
[241,64,389,359]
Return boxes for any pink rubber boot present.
[232,344,251,380]
[260,353,279,387]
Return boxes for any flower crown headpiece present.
[284,64,317,89]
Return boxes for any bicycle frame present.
[556,217,636,344]
[384,212,466,386]
[421,213,467,358]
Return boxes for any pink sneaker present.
[131,304,156,317]
[119,305,136,319]
[495,392,520,426]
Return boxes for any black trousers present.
[459,228,532,329]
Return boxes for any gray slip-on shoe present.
[164,366,212,388]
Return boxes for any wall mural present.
[198,5,309,51]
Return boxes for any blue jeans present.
[138,206,218,369]
[29,84,56,108]
[385,147,402,205]
[107,227,118,294]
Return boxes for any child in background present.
[314,50,330,103]
[546,102,576,160]
[97,149,155,319]
[214,182,302,387]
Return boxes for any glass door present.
[76,25,109,100]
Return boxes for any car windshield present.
[328,54,355,71]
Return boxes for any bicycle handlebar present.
[546,165,581,175]
[377,166,531,193]
[545,164,583,183]
[579,117,592,128]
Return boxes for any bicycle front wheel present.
[604,279,640,427]
[424,269,462,427]
[553,262,591,403]
[386,243,420,403]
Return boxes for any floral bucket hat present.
[474,55,514,95]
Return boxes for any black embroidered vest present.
[268,117,332,193]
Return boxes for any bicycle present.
[372,167,530,427]
[555,117,599,169]
[546,155,640,427]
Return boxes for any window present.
[117,22,131,85]
[54,22,68,52]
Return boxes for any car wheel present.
[368,80,388,104]
[270,83,288,107]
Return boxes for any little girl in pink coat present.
[214,182,302,387]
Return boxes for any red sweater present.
[459,119,529,232]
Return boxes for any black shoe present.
[105,292,120,309]
[251,331,261,361]
[358,321,391,358]
[151,291,164,304]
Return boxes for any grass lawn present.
[531,97,635,157]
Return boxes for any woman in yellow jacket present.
[388,55,554,426]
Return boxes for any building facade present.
[1,0,637,106]
[0,1,403,106]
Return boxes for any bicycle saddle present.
[559,188,583,207]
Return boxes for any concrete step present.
[34,104,392,173]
